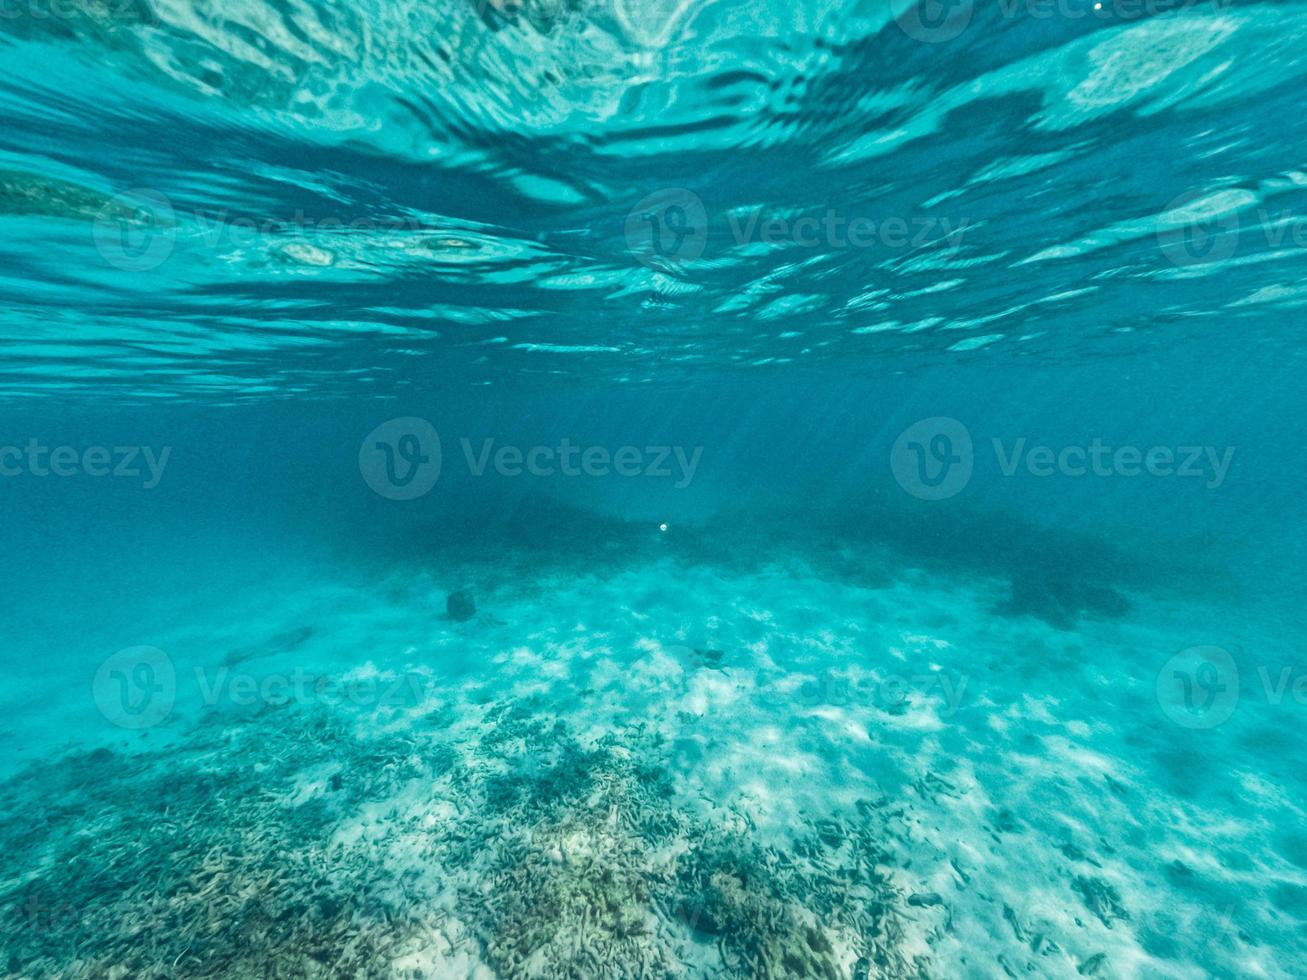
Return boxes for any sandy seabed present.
[2,527,1303,979]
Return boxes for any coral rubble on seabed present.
[0,696,925,978]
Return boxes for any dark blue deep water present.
[2,2,1305,977]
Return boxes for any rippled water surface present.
[2,2,1306,978]
[3,0,1307,394]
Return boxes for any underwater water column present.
[1,1,1306,977]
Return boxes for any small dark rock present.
[1073,875,1130,928]
[993,808,1021,834]
[907,892,944,907]
[446,589,476,622]
[1078,952,1108,976]
[329,774,343,792]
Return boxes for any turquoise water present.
[3,3,1307,977]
